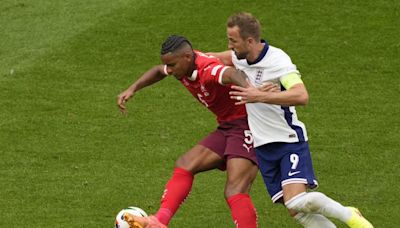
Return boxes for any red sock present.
[155,167,194,225]
[227,193,258,228]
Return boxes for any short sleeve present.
[204,64,230,85]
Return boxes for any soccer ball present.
[115,206,148,228]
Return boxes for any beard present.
[234,50,248,60]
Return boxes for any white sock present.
[294,212,336,228]
[285,192,352,223]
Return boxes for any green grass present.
[1,0,399,227]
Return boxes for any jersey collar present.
[246,39,269,65]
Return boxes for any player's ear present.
[184,51,192,62]
[247,37,255,45]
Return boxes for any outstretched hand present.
[117,89,135,114]
[230,81,279,105]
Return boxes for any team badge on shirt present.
[255,69,264,86]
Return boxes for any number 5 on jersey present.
[242,130,253,153]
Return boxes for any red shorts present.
[198,116,258,170]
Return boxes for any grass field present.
[1,0,399,227]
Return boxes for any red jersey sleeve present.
[205,64,231,85]
[194,51,231,85]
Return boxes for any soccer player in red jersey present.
[117,35,259,228]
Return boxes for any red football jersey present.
[168,51,247,123]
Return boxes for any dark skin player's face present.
[161,52,192,80]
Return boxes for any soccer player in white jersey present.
[209,12,373,228]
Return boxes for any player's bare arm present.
[220,67,250,88]
[206,51,233,66]
[230,82,309,106]
[117,65,167,113]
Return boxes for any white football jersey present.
[232,44,308,147]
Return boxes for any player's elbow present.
[290,84,308,106]
[297,92,309,105]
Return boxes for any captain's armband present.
[280,73,303,89]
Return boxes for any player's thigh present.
[225,157,258,196]
[279,142,318,192]
[224,118,258,166]
[255,146,283,202]
[175,144,224,174]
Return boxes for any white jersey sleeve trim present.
[218,66,230,85]
[211,65,223,76]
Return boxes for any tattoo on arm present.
[230,70,248,87]
[222,67,248,87]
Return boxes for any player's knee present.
[224,186,245,199]
[285,192,312,213]
[285,192,325,213]
[224,178,253,198]
[286,193,305,212]
[175,154,216,174]
[175,155,195,172]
